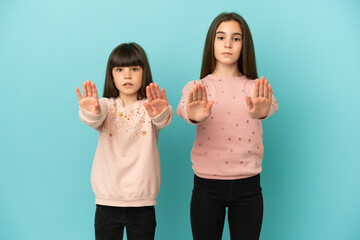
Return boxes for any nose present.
[225,39,232,49]
[124,69,132,79]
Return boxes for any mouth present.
[123,82,133,87]
[222,52,232,56]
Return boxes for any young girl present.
[75,42,173,240]
[177,13,278,239]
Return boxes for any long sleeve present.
[177,74,279,180]
[245,80,279,120]
[176,80,200,125]
[80,98,171,207]
[151,105,173,130]
[266,96,278,118]
[79,98,108,130]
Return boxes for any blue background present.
[1,0,359,239]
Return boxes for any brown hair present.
[200,12,258,80]
[103,42,153,99]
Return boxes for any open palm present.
[245,76,273,119]
[186,83,214,123]
[143,83,169,118]
[75,80,101,114]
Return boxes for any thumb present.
[205,101,214,113]
[143,102,152,113]
[245,96,253,111]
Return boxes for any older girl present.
[177,13,278,240]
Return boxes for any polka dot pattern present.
[177,74,277,179]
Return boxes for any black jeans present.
[95,205,156,240]
[191,174,263,240]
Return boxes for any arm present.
[76,80,107,130]
[176,81,214,124]
[245,76,278,119]
[143,83,173,129]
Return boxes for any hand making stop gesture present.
[245,76,273,119]
[186,83,214,123]
[143,83,170,118]
[75,80,101,114]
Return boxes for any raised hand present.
[75,80,101,114]
[245,76,273,119]
[186,83,214,123]
[143,83,169,118]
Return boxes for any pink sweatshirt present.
[79,98,173,207]
[177,74,278,180]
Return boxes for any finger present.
[245,96,253,111]
[268,86,273,100]
[161,88,168,101]
[259,77,265,97]
[188,91,193,103]
[252,79,259,98]
[150,83,157,100]
[192,84,199,102]
[83,82,88,98]
[264,80,269,98]
[154,84,162,99]
[146,86,153,102]
[86,80,92,97]
[75,87,82,102]
[197,83,202,101]
[202,86,208,102]
[143,102,152,112]
[143,102,151,110]
[91,82,98,99]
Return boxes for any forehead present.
[216,20,242,34]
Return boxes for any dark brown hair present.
[200,12,258,80]
[103,42,153,99]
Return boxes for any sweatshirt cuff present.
[79,107,103,121]
[151,105,172,123]
[185,116,201,125]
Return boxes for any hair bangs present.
[111,45,144,68]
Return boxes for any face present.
[214,20,243,67]
[112,66,143,99]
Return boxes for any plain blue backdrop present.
[1,0,359,239]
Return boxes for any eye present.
[115,68,122,72]
[217,36,224,40]
[132,67,139,71]
[233,37,242,41]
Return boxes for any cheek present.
[112,74,123,87]
[214,42,221,53]
[233,45,242,58]
[135,73,143,86]
[113,75,120,85]
[113,80,121,90]
[214,43,222,59]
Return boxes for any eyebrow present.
[216,31,242,36]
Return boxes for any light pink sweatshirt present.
[79,98,173,207]
[177,74,278,180]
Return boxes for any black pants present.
[191,174,263,240]
[94,205,156,240]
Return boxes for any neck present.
[212,62,242,78]
[119,94,138,107]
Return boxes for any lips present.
[123,82,133,86]
[222,52,232,56]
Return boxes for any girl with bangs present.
[75,42,173,240]
[177,13,278,239]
